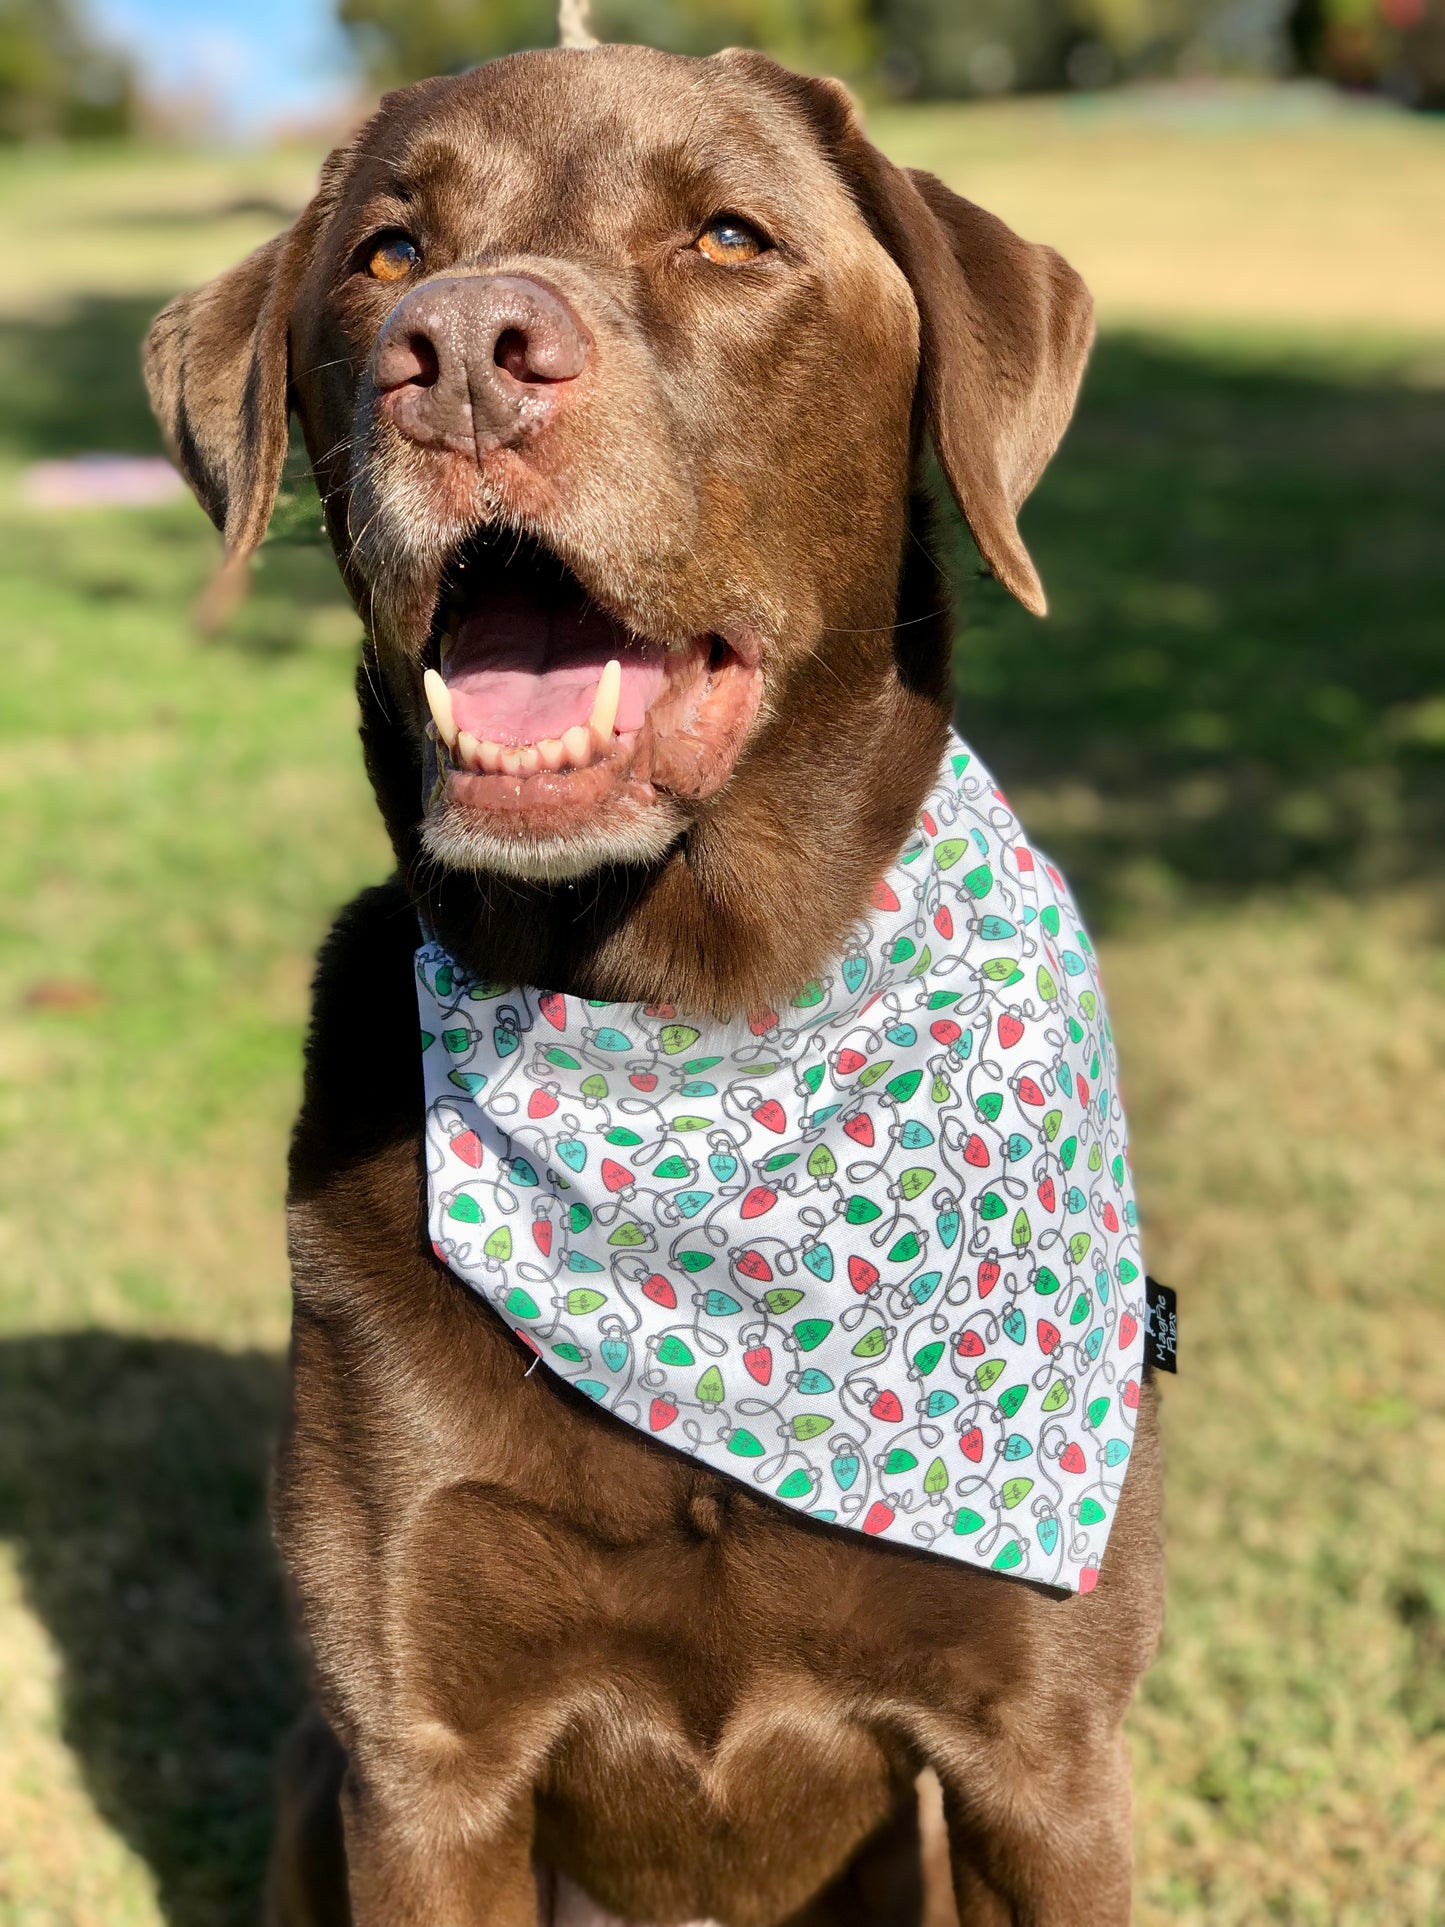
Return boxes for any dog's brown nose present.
[373,274,590,456]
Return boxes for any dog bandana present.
[417,732,1144,1591]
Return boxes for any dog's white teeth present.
[588,658,621,750]
[423,668,458,750]
[561,724,593,768]
[445,715,609,778]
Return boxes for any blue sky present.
[94,0,358,134]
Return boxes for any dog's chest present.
[372,1469,910,1921]
[533,1678,898,1927]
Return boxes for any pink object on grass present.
[20,455,186,509]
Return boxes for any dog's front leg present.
[339,1744,539,1927]
[930,1725,1134,1926]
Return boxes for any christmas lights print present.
[418,732,1144,1592]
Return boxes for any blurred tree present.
[337,0,1441,103]
[0,0,134,140]
[338,0,549,83]
[875,0,1291,96]
[874,0,1072,94]
[600,0,872,71]
[339,0,872,83]
[1289,0,1445,104]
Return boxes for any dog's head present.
[146,45,1090,899]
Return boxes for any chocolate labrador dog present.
[146,42,1163,1927]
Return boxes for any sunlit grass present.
[1,88,1443,1926]
[873,84,1445,338]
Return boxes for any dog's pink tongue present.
[443,584,665,748]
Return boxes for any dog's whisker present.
[816,608,950,637]
[294,355,359,381]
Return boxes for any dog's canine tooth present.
[423,668,458,749]
[588,658,622,749]
[428,650,621,781]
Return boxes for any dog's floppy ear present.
[143,213,318,571]
[723,55,1093,615]
[864,165,1094,616]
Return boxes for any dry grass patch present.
[1112,897,1445,1923]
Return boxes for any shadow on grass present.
[0,1334,298,1927]
[109,196,302,228]
[0,293,168,459]
[949,332,1445,923]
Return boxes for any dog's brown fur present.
[146,44,1164,1926]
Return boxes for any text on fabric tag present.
[1144,1277,1178,1374]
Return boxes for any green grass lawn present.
[1,90,1443,1926]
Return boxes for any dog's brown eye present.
[694,218,768,266]
[367,234,420,283]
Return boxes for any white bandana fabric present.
[417,733,1144,1592]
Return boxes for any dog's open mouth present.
[418,536,762,851]
[424,546,669,779]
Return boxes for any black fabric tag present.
[1144,1277,1178,1374]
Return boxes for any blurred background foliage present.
[334,0,1445,102]
[341,0,877,84]
[0,0,134,139]
[3,0,1445,135]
